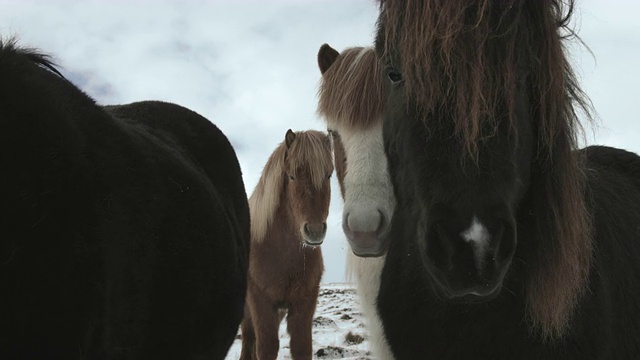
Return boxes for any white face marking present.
[461,216,491,271]
[331,119,395,359]
[332,120,396,235]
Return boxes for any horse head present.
[282,129,333,245]
[376,0,591,327]
[317,44,394,257]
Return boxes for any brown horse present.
[316,44,395,360]
[240,129,333,360]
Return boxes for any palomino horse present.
[374,0,640,359]
[240,129,333,360]
[0,39,250,359]
[317,44,395,360]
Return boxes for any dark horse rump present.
[580,146,640,355]
[0,40,250,359]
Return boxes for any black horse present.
[0,39,250,359]
[373,0,640,358]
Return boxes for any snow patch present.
[225,283,374,359]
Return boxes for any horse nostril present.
[494,221,515,264]
[304,223,326,236]
[376,209,388,235]
[426,222,456,268]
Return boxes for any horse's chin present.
[350,245,387,258]
[345,231,389,258]
[419,252,505,304]
[301,232,325,247]
[437,284,503,304]
[303,239,324,247]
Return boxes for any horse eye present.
[289,175,295,181]
[387,67,403,84]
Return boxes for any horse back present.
[577,145,640,357]
[1,43,249,359]
[101,101,251,358]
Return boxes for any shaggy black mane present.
[1,37,65,79]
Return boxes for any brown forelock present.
[378,0,593,338]
[317,46,386,130]
[377,0,588,157]
[249,130,333,243]
[286,130,334,190]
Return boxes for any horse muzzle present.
[420,206,517,301]
[342,209,390,257]
[302,222,327,246]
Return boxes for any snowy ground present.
[225,283,373,360]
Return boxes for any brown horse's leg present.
[249,292,280,360]
[239,303,257,360]
[286,287,319,360]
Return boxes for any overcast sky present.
[2,0,639,283]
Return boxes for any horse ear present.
[285,129,296,149]
[318,43,339,75]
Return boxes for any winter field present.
[225,283,373,360]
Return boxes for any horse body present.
[317,44,395,360]
[240,130,332,360]
[0,40,250,359]
[373,0,640,358]
[242,208,324,360]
